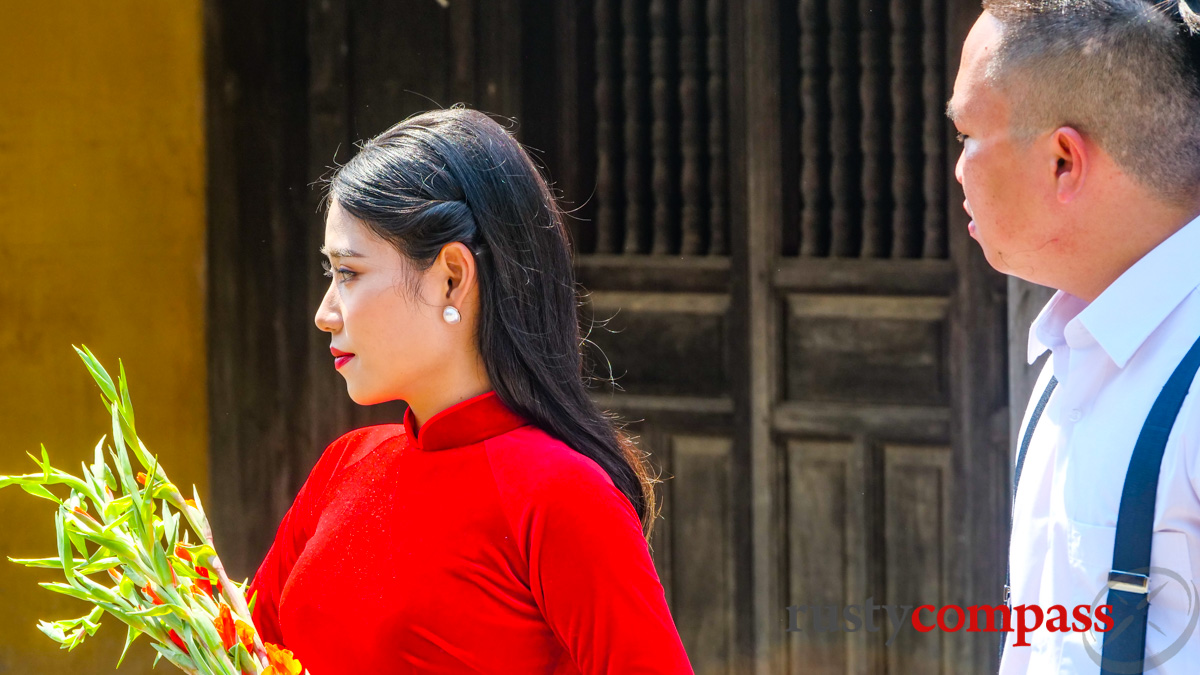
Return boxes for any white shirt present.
[999,214,1200,675]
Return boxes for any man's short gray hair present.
[981,0,1200,205]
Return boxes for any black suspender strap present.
[1099,332,1200,675]
[1000,374,1058,663]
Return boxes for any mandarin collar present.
[402,390,529,451]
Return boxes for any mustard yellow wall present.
[0,1,206,673]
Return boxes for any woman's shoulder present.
[483,426,642,556]
[483,425,618,501]
[327,423,407,467]
[307,423,407,489]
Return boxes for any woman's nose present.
[314,287,342,333]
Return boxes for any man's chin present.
[973,237,1010,275]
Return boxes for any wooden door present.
[205,1,1011,673]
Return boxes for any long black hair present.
[324,107,661,541]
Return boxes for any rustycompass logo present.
[1082,566,1200,674]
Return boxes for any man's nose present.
[954,150,965,185]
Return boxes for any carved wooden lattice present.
[587,0,947,259]
[590,0,728,256]
[788,0,948,259]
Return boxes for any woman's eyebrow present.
[319,245,364,259]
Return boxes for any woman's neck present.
[406,356,493,434]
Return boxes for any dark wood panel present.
[773,402,949,444]
[206,0,318,578]
[576,255,730,293]
[583,291,730,398]
[348,0,455,138]
[672,435,737,672]
[743,0,788,670]
[773,259,955,296]
[784,294,949,406]
[884,444,952,674]
[786,441,870,675]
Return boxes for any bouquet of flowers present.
[0,345,306,675]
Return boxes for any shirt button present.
[1068,409,1083,422]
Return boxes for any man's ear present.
[434,242,479,308]
[1051,126,1088,203]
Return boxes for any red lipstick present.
[331,347,355,369]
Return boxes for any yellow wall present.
[0,1,206,673]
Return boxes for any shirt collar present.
[1027,213,1200,368]
[402,390,529,451]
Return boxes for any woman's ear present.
[434,242,479,309]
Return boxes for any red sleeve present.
[246,431,357,646]
[498,447,694,674]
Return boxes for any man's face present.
[949,12,1062,279]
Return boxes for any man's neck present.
[1063,201,1200,303]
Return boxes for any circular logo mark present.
[1082,565,1200,674]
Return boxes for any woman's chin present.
[343,382,368,406]
[344,384,393,407]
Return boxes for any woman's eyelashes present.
[955,132,969,144]
[321,259,357,282]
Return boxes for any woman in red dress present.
[246,108,694,674]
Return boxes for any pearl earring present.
[443,306,461,324]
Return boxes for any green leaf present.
[74,344,118,403]
[119,359,135,429]
[77,557,122,575]
[233,642,255,673]
[41,444,51,481]
[150,541,173,589]
[162,502,180,553]
[103,495,133,523]
[103,462,118,492]
[117,624,141,668]
[119,574,136,601]
[38,581,95,603]
[92,435,107,483]
[191,485,204,511]
[37,620,68,645]
[67,527,90,560]
[7,556,64,569]
[55,509,74,583]
[126,604,176,618]
[81,460,102,501]
[18,482,61,504]
[150,642,189,673]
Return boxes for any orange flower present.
[234,619,257,651]
[263,643,303,675]
[72,506,102,527]
[107,567,123,583]
[168,628,189,655]
[194,565,213,597]
[184,498,197,508]
[214,603,237,651]
[141,582,164,606]
[174,543,192,562]
[136,472,148,486]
